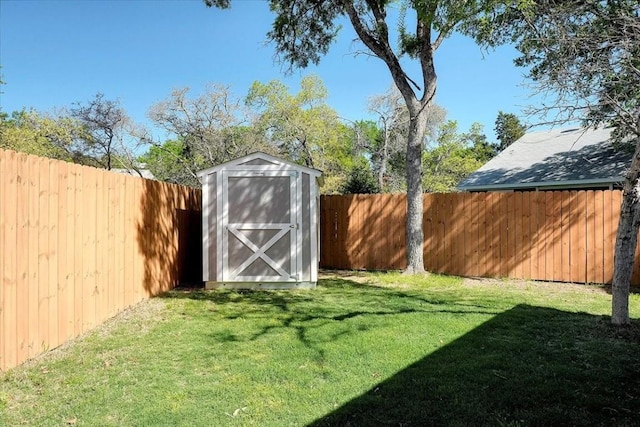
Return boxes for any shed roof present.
[196,152,323,181]
[458,127,632,191]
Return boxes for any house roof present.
[458,127,632,191]
[196,152,323,182]
[111,168,155,180]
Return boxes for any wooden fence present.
[320,191,640,285]
[3,151,637,372]
[0,149,202,371]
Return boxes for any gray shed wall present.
[302,173,311,281]
[205,172,217,281]
[200,155,319,287]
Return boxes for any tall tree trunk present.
[404,111,427,273]
[612,136,640,325]
[377,125,389,191]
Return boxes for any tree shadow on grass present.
[308,304,640,427]
[162,276,499,367]
[163,276,499,330]
[160,277,640,425]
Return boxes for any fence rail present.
[320,191,640,285]
[0,149,201,371]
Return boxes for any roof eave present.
[458,177,624,192]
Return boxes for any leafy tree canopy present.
[0,110,78,161]
[246,75,354,192]
[494,111,525,152]
[342,158,381,194]
[423,120,487,193]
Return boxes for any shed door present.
[222,170,301,282]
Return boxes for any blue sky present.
[1,0,534,144]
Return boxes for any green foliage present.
[342,159,381,194]
[203,0,229,7]
[138,139,197,186]
[494,111,525,151]
[463,121,498,162]
[266,1,344,70]
[0,94,139,170]
[470,1,640,143]
[246,75,353,193]
[422,120,486,193]
[147,84,266,186]
[0,110,77,161]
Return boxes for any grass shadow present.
[307,304,640,426]
[160,276,640,425]
[161,276,499,363]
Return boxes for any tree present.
[70,93,133,170]
[205,0,502,273]
[473,1,640,324]
[246,75,353,193]
[147,84,265,187]
[342,158,381,194]
[364,87,409,191]
[464,121,497,162]
[138,139,195,185]
[423,120,486,192]
[494,111,525,151]
[0,94,139,171]
[0,109,78,161]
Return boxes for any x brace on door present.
[226,223,294,280]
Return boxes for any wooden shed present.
[197,152,323,289]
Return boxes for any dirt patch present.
[319,269,613,295]
[319,269,374,283]
[91,298,167,338]
[460,276,611,295]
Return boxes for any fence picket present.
[28,155,41,357]
[586,191,597,283]
[594,191,605,284]
[465,193,478,277]
[560,192,571,282]
[0,149,201,371]
[317,191,636,287]
[48,160,60,350]
[1,150,18,370]
[16,154,30,366]
[576,192,588,283]
[512,192,523,279]
[477,192,488,277]
[551,192,563,282]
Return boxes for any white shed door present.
[221,170,301,282]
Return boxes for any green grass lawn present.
[2,272,640,426]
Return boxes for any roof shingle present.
[458,127,632,191]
